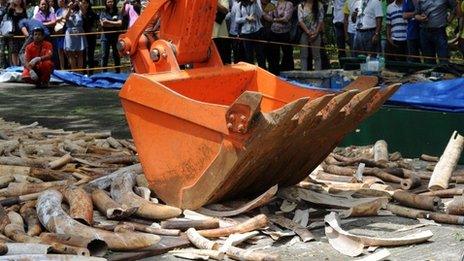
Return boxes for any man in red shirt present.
[22,27,54,88]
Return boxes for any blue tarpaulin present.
[52,70,128,89]
[1,66,128,89]
[285,75,464,113]
[388,78,464,112]
[2,66,464,112]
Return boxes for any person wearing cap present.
[19,18,51,38]
[22,27,54,88]
[18,18,50,64]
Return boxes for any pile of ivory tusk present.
[0,119,281,260]
[292,132,464,257]
[315,133,464,226]
[1,118,463,260]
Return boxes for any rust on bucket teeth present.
[120,64,399,209]
[220,90,361,200]
[269,87,381,189]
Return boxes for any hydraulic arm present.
[118,0,222,73]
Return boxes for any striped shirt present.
[386,2,407,41]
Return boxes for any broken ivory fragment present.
[324,212,433,256]
[198,185,277,217]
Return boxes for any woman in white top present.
[298,0,324,71]
[235,0,266,68]
[226,0,245,63]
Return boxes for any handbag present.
[54,20,65,33]
[54,9,68,33]
[0,20,13,36]
[215,9,226,24]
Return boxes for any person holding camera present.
[54,0,68,69]
[63,0,86,70]
[100,0,122,72]
[6,0,27,66]
[0,0,8,68]
[22,27,53,88]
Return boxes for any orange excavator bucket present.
[118,0,399,209]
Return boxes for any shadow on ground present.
[0,83,131,138]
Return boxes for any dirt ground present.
[2,83,464,260]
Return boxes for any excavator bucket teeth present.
[207,97,310,202]
[120,64,398,209]
[251,88,378,190]
[280,87,381,186]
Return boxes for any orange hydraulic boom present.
[117,0,399,209]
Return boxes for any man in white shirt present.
[352,0,383,56]
[343,0,361,51]
[333,0,347,65]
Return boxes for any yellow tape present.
[63,64,131,72]
[0,30,128,39]
[2,30,462,67]
[216,36,464,64]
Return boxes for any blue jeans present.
[348,33,355,49]
[419,27,448,64]
[407,38,421,63]
[0,38,6,69]
[86,35,97,74]
[268,31,293,74]
[353,29,380,57]
[334,22,346,64]
[386,40,407,62]
[241,29,266,70]
[346,33,355,57]
[101,34,121,73]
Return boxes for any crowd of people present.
[0,0,464,87]
[0,0,142,85]
[214,0,464,74]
